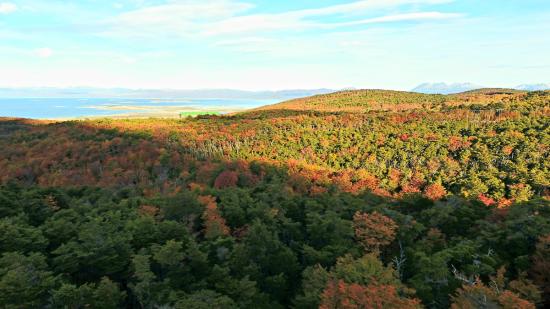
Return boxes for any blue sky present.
[0,0,549,90]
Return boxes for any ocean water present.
[0,98,277,119]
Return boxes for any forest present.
[0,89,549,308]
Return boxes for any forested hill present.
[252,88,539,113]
[0,89,549,308]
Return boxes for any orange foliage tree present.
[138,205,159,217]
[478,194,496,207]
[424,183,447,201]
[353,211,397,252]
[320,280,421,309]
[198,195,230,239]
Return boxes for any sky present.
[0,0,549,91]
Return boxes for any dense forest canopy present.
[0,89,549,308]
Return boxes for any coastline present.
[48,106,247,121]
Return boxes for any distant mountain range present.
[1,84,548,99]
[0,87,337,100]
[411,83,482,95]
[412,83,550,94]
[514,84,550,91]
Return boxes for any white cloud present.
[120,56,137,64]
[203,11,461,36]
[105,0,254,37]
[214,37,278,53]
[0,2,17,14]
[34,48,53,58]
[215,37,276,47]
[103,0,459,38]
[286,0,454,17]
[328,12,463,28]
[202,14,308,36]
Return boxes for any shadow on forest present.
[0,116,333,190]
[0,116,404,216]
[0,117,46,137]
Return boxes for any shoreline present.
[48,107,246,121]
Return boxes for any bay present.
[0,98,277,119]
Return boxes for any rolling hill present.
[251,88,543,114]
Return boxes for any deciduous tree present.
[353,211,397,252]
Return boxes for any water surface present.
[0,98,277,119]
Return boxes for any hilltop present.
[250,88,545,114]
[253,89,446,113]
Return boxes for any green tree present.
[231,220,300,305]
[294,265,331,309]
[0,252,57,308]
[129,253,157,309]
[174,290,237,309]
[94,277,127,309]
[50,283,94,309]
[153,240,185,267]
[0,216,48,253]
[52,211,133,280]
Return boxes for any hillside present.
[0,89,549,308]
[252,88,540,114]
[253,89,447,113]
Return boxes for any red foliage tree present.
[213,170,239,189]
[195,161,218,185]
[353,211,397,252]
